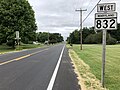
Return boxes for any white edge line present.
[47,45,65,90]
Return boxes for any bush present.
[0,41,2,45]
[84,34,96,44]
[6,40,15,49]
[28,41,33,44]
[107,35,117,45]
[84,32,117,45]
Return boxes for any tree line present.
[37,32,64,44]
[0,0,37,48]
[67,23,120,45]
[0,0,64,48]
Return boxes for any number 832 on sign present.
[95,12,117,30]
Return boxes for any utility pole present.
[75,8,87,50]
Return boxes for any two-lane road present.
[0,44,80,90]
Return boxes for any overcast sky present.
[28,0,120,40]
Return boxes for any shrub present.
[6,40,15,49]
[84,34,96,44]
[107,35,117,45]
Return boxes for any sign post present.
[95,3,117,87]
[15,31,20,50]
[102,29,106,87]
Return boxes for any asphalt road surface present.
[0,44,80,90]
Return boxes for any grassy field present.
[70,44,120,90]
[0,44,44,54]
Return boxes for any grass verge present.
[0,44,44,54]
[72,44,120,90]
[67,45,108,90]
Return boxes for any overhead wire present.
[81,0,102,24]
[75,0,96,30]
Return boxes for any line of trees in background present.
[36,32,64,44]
[67,23,120,45]
[0,0,64,49]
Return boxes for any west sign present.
[97,3,116,12]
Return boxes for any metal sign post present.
[16,31,20,50]
[102,29,106,87]
[95,3,117,88]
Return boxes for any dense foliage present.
[0,0,37,48]
[67,24,120,45]
[37,32,64,44]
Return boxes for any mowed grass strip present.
[0,44,43,54]
[69,48,105,90]
[71,44,120,90]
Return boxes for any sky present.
[28,0,120,40]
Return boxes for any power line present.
[82,0,102,24]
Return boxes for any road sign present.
[95,12,117,18]
[95,12,117,30]
[96,2,117,88]
[16,31,19,39]
[97,3,116,12]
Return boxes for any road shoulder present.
[69,48,106,90]
[53,47,81,90]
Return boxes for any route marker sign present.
[95,12,117,30]
[95,3,118,88]
[97,3,116,12]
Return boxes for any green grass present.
[72,44,120,90]
[0,45,15,53]
[15,44,43,50]
[0,44,44,54]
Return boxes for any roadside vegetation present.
[67,24,120,45]
[0,44,43,54]
[68,44,120,90]
[0,0,64,50]
[0,0,37,48]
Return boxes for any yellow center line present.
[0,48,49,66]
[0,59,15,65]
[15,54,31,61]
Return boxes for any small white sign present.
[16,31,19,39]
[95,18,117,30]
[95,12,117,30]
[95,12,117,18]
[97,3,116,12]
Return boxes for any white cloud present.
[28,0,120,40]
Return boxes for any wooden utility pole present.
[75,8,87,50]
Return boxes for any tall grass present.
[72,44,120,90]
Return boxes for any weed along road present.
[0,44,80,90]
